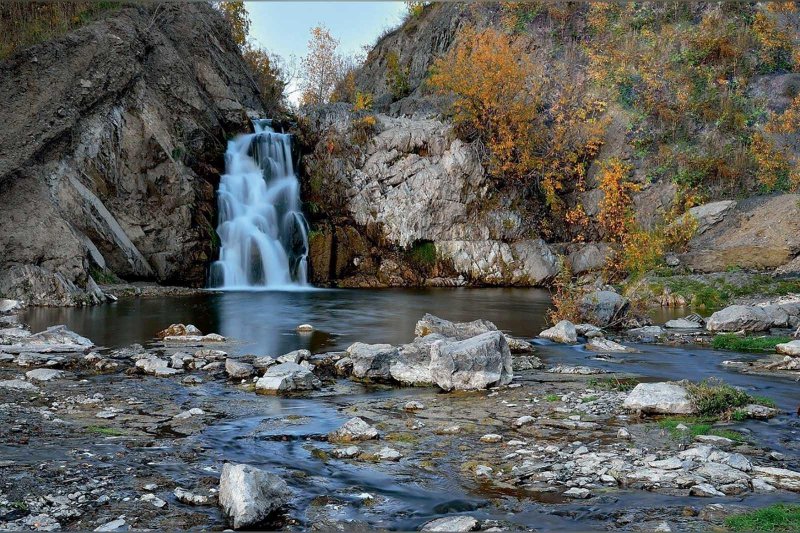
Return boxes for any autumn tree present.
[429,26,543,181]
[300,25,345,106]
[217,0,250,48]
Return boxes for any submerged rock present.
[539,320,577,344]
[429,331,512,391]
[218,463,290,530]
[328,417,379,442]
[623,382,695,415]
[255,362,320,392]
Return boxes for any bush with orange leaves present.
[428,26,543,181]
[596,158,639,243]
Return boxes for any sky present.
[245,1,407,101]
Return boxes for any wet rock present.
[277,349,311,364]
[585,337,633,352]
[579,290,628,327]
[695,462,750,485]
[706,305,771,333]
[752,466,800,491]
[174,407,204,420]
[0,379,38,391]
[474,465,493,478]
[739,403,778,419]
[253,356,277,370]
[3,325,93,354]
[331,446,361,459]
[296,324,314,332]
[575,323,604,338]
[346,342,397,381]
[219,463,290,530]
[563,487,592,499]
[430,331,512,391]
[404,400,425,411]
[136,356,182,377]
[539,320,577,344]
[94,518,127,531]
[174,487,212,505]
[547,365,606,375]
[414,313,496,340]
[623,382,695,415]
[163,333,226,343]
[225,358,255,379]
[21,514,60,531]
[25,368,65,382]
[170,351,193,369]
[480,433,502,443]
[512,355,543,371]
[505,336,535,353]
[255,362,321,392]
[195,348,227,360]
[695,435,734,446]
[376,447,401,461]
[390,337,437,385]
[420,515,479,532]
[689,483,725,497]
[328,417,379,442]
[142,493,167,508]
[776,340,800,356]
[617,428,631,440]
[513,415,535,428]
[156,323,202,338]
[665,318,703,329]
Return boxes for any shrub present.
[385,51,410,101]
[429,26,542,182]
[597,158,639,243]
[546,259,581,324]
[408,241,437,268]
[686,378,753,418]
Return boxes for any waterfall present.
[209,119,309,290]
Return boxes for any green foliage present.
[657,417,745,442]
[725,504,800,532]
[86,425,126,436]
[712,335,792,353]
[544,394,560,402]
[686,378,754,418]
[385,50,410,101]
[408,241,437,268]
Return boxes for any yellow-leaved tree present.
[428,26,543,181]
[300,25,345,106]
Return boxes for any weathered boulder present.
[539,320,577,344]
[579,291,628,327]
[429,331,512,391]
[218,463,290,529]
[157,324,202,339]
[255,362,320,393]
[567,243,611,274]
[225,359,255,379]
[623,382,695,415]
[4,325,93,353]
[706,305,771,333]
[687,201,736,234]
[346,342,397,381]
[276,349,311,364]
[585,338,633,353]
[389,336,439,386]
[327,417,379,442]
[776,340,800,356]
[665,318,703,329]
[136,356,182,377]
[25,368,65,382]
[414,313,496,340]
[752,466,800,492]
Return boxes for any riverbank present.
[1,296,799,531]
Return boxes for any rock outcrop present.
[0,4,265,305]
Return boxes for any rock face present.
[706,305,772,333]
[429,331,512,391]
[218,463,289,530]
[0,4,265,305]
[681,195,800,273]
[623,382,695,415]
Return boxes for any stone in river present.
[539,320,577,343]
[225,358,255,379]
[376,447,402,461]
[706,305,771,333]
[255,362,320,392]
[585,337,634,352]
[156,323,202,338]
[276,349,310,364]
[429,331,512,391]
[414,313,496,340]
[327,417,379,442]
[346,342,397,381]
[296,324,314,332]
[421,516,479,532]
[665,318,703,329]
[689,483,725,497]
[776,340,800,356]
[0,379,38,391]
[218,463,290,529]
[25,368,64,382]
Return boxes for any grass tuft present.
[658,416,745,442]
[725,504,800,532]
[712,335,792,353]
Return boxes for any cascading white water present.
[209,119,309,289]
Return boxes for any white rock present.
[585,337,633,353]
[539,320,577,343]
[0,379,38,391]
[0,299,21,313]
[563,487,592,499]
[776,340,800,356]
[617,428,631,440]
[218,463,290,529]
[623,382,695,415]
[331,446,361,459]
[174,487,211,505]
[328,417,378,442]
[430,331,512,391]
[480,433,503,443]
[25,368,64,382]
[421,516,479,532]
[695,435,734,446]
[689,483,725,497]
[94,518,126,531]
[296,324,314,332]
[376,447,402,461]
[174,408,205,420]
[255,362,320,392]
[751,466,800,491]
[513,415,535,428]
[665,318,703,329]
[225,358,255,379]
[706,305,771,333]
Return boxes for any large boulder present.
[255,362,320,393]
[429,331,512,391]
[414,313,496,340]
[706,305,772,333]
[389,336,440,386]
[539,320,577,344]
[579,290,628,327]
[218,463,290,530]
[2,325,94,353]
[623,382,695,415]
[776,340,800,356]
[346,342,397,381]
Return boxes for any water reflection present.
[23,288,554,356]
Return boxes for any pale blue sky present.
[245,1,406,66]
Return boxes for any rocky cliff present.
[0,3,264,305]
